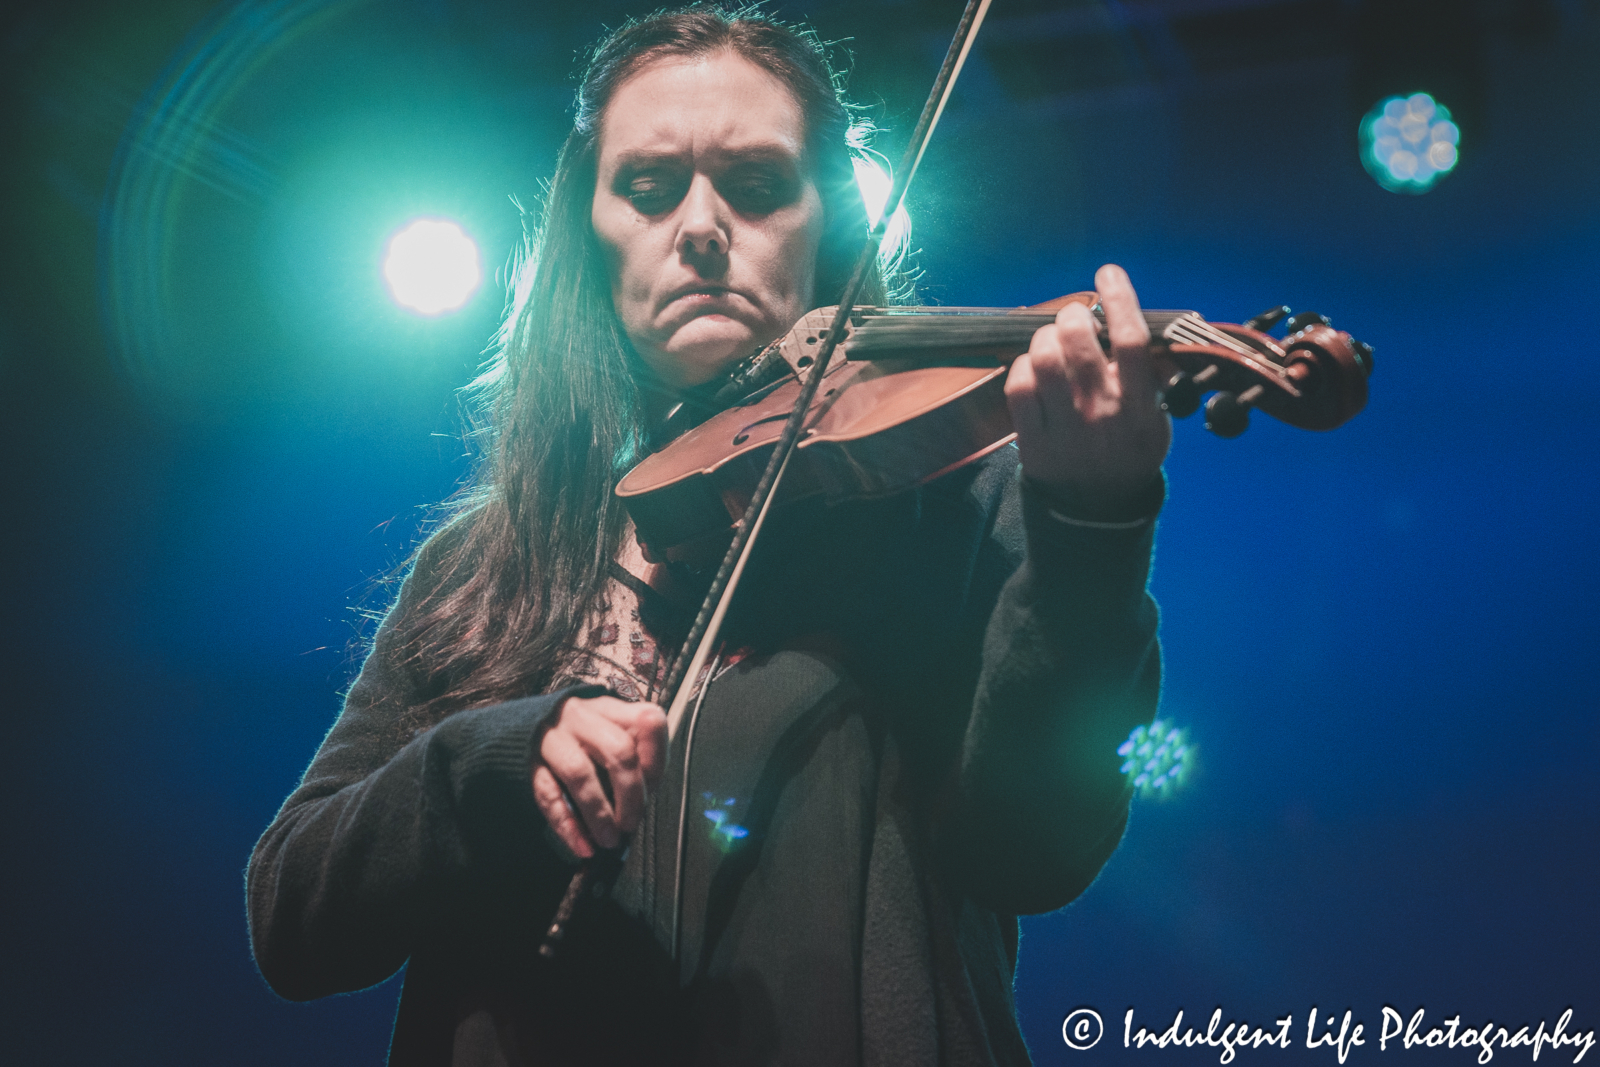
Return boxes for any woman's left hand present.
[1004,263,1171,504]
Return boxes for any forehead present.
[597,52,808,168]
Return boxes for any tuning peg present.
[1205,392,1248,437]
[1243,305,1292,332]
[1204,383,1265,438]
[1160,372,1201,418]
[1161,364,1218,419]
[1351,338,1375,375]
[1286,311,1332,333]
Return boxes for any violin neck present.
[843,306,1213,361]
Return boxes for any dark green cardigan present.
[247,446,1162,1065]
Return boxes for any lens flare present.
[702,793,750,852]
[101,0,371,392]
[383,218,481,315]
[1360,92,1460,194]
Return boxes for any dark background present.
[3,0,1596,1061]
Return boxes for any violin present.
[618,291,1374,562]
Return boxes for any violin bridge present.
[776,306,859,381]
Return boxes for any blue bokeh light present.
[1360,92,1460,194]
[1118,719,1193,798]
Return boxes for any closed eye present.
[609,160,804,217]
[718,168,800,215]
[615,169,689,216]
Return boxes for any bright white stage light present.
[852,154,911,265]
[1360,92,1460,194]
[383,218,481,315]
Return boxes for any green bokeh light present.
[1360,92,1460,194]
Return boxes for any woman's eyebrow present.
[608,141,801,172]
[609,148,691,172]
[712,142,802,164]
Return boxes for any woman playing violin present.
[247,6,1168,1065]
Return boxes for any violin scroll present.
[1154,304,1373,438]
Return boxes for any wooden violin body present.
[618,293,1373,562]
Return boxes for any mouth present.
[661,284,741,313]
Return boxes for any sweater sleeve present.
[940,467,1162,915]
[245,549,595,1002]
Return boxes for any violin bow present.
[539,0,996,961]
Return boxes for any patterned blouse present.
[550,526,691,702]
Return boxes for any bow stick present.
[539,0,996,960]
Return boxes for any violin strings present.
[845,308,1262,359]
[1163,315,1284,373]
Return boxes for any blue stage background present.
[2,0,1595,1061]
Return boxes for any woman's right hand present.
[532,694,667,858]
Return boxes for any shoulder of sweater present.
[382,503,486,622]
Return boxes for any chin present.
[659,324,761,387]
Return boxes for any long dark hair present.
[378,4,902,731]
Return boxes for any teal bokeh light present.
[383,218,482,315]
[1118,719,1192,799]
[1360,92,1460,194]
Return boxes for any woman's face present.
[591,51,824,389]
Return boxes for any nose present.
[677,174,730,259]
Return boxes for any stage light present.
[1118,719,1193,799]
[852,153,911,266]
[383,218,481,315]
[1360,92,1460,194]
